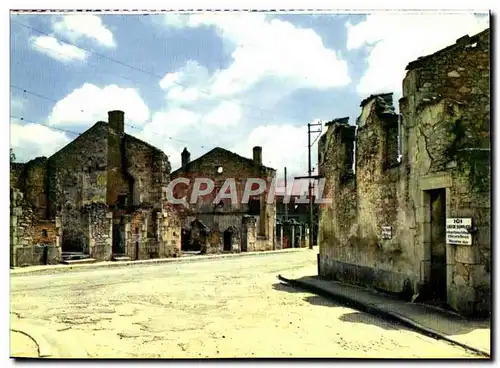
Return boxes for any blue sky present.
[10,11,489,179]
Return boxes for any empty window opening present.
[248,198,261,215]
[41,229,48,237]
[117,194,127,209]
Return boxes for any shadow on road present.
[272,281,401,331]
[272,282,307,294]
[338,311,399,330]
[275,277,491,339]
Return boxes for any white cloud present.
[52,15,115,47]
[30,35,87,62]
[232,124,310,178]
[163,13,191,29]
[142,108,199,138]
[136,100,242,169]
[10,121,71,162]
[10,98,26,116]
[155,14,342,173]
[205,101,241,127]
[347,13,489,96]
[48,83,150,128]
[135,107,200,169]
[160,13,350,100]
[159,60,211,103]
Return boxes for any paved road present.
[10,250,477,358]
[10,331,38,358]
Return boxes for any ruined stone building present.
[10,110,181,266]
[275,193,318,248]
[170,146,276,253]
[317,29,490,316]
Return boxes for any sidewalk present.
[278,271,491,357]
[10,247,310,277]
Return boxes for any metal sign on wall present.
[381,226,392,240]
[446,218,472,245]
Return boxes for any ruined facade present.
[10,110,181,266]
[318,29,490,316]
[170,146,276,254]
[275,193,317,249]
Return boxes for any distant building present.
[275,193,319,248]
[170,146,277,253]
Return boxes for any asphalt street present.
[10,250,477,358]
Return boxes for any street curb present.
[11,324,52,358]
[11,248,310,277]
[277,275,491,358]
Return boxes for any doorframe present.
[418,174,454,303]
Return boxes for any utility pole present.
[284,167,288,221]
[307,121,322,249]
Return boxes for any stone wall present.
[318,28,490,316]
[47,122,108,253]
[83,203,113,261]
[11,110,178,264]
[124,135,171,209]
[170,147,276,252]
[10,162,25,190]
[23,157,49,219]
[158,204,182,257]
[197,213,243,253]
[401,28,490,316]
[124,210,148,260]
[10,158,49,219]
[107,111,131,208]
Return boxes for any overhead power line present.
[10,85,219,151]
[10,115,81,136]
[16,32,308,131]
[12,19,309,123]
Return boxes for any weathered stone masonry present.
[11,110,181,266]
[318,29,490,316]
[170,146,276,254]
[10,158,62,266]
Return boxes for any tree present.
[10,149,15,163]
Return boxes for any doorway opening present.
[223,229,233,252]
[112,219,126,255]
[428,188,447,304]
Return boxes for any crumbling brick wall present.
[10,189,61,266]
[10,157,61,266]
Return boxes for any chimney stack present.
[181,147,191,168]
[253,146,262,167]
[108,110,125,135]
